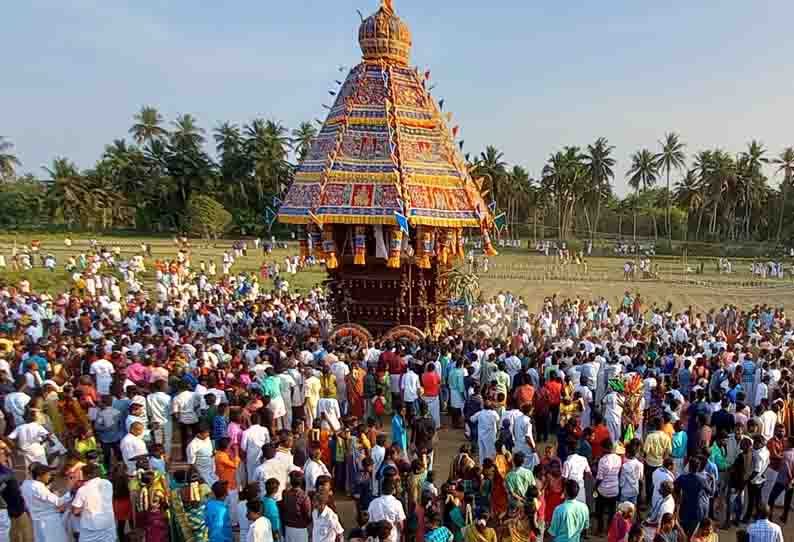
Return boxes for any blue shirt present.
[671,431,688,458]
[263,496,281,534]
[548,499,590,542]
[23,355,48,379]
[392,415,407,451]
[205,498,233,542]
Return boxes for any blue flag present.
[395,211,409,234]
[273,196,283,208]
[488,201,497,214]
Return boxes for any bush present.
[185,195,232,238]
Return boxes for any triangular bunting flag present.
[488,201,497,214]
[445,112,453,123]
[273,196,283,208]
[458,140,465,150]
[439,99,445,111]
[394,211,409,234]
[494,212,507,231]
[328,90,336,96]
[424,70,431,80]
[452,126,459,138]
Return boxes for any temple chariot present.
[278,0,496,339]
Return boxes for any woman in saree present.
[449,444,476,482]
[375,362,393,416]
[406,457,428,516]
[482,456,507,519]
[346,360,367,419]
[502,499,541,542]
[169,469,210,542]
[442,482,468,542]
[462,511,497,542]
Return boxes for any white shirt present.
[619,457,643,498]
[120,433,148,475]
[247,515,274,542]
[401,371,420,402]
[146,392,172,425]
[172,390,200,424]
[562,454,591,484]
[367,495,406,542]
[303,459,331,494]
[651,467,674,508]
[759,411,777,442]
[311,506,344,542]
[242,425,271,474]
[90,359,115,395]
[187,436,217,485]
[72,478,116,532]
[596,453,621,498]
[4,391,31,426]
[9,422,49,451]
[21,479,67,520]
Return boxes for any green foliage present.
[185,195,232,238]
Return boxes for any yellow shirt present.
[643,430,672,467]
[320,374,337,398]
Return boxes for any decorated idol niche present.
[278,0,496,336]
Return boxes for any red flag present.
[452,126,459,138]
[424,70,431,80]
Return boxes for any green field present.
[2,235,793,313]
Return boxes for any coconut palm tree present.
[129,106,168,145]
[774,147,794,242]
[740,140,767,239]
[171,114,206,148]
[0,137,21,182]
[584,137,615,239]
[626,149,659,241]
[476,146,508,209]
[542,147,586,240]
[44,158,88,224]
[656,133,686,243]
[214,122,250,206]
[673,170,703,241]
[292,121,318,163]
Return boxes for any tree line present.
[471,135,794,244]
[0,106,317,233]
[2,117,793,244]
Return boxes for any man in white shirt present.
[401,365,420,417]
[9,412,63,469]
[367,478,405,542]
[595,440,622,533]
[146,380,173,461]
[89,357,115,396]
[241,416,271,484]
[471,404,500,465]
[4,382,30,427]
[329,354,349,415]
[120,422,148,475]
[303,445,331,494]
[245,500,274,542]
[187,427,217,486]
[72,464,116,542]
[172,382,200,461]
[312,494,343,542]
[21,463,70,542]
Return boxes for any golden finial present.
[381,0,394,14]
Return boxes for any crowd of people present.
[0,240,789,542]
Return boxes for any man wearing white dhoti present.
[470,404,500,465]
[187,427,218,486]
[71,464,117,542]
[241,416,271,484]
[21,463,69,542]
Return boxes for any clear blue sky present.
[5,0,794,194]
